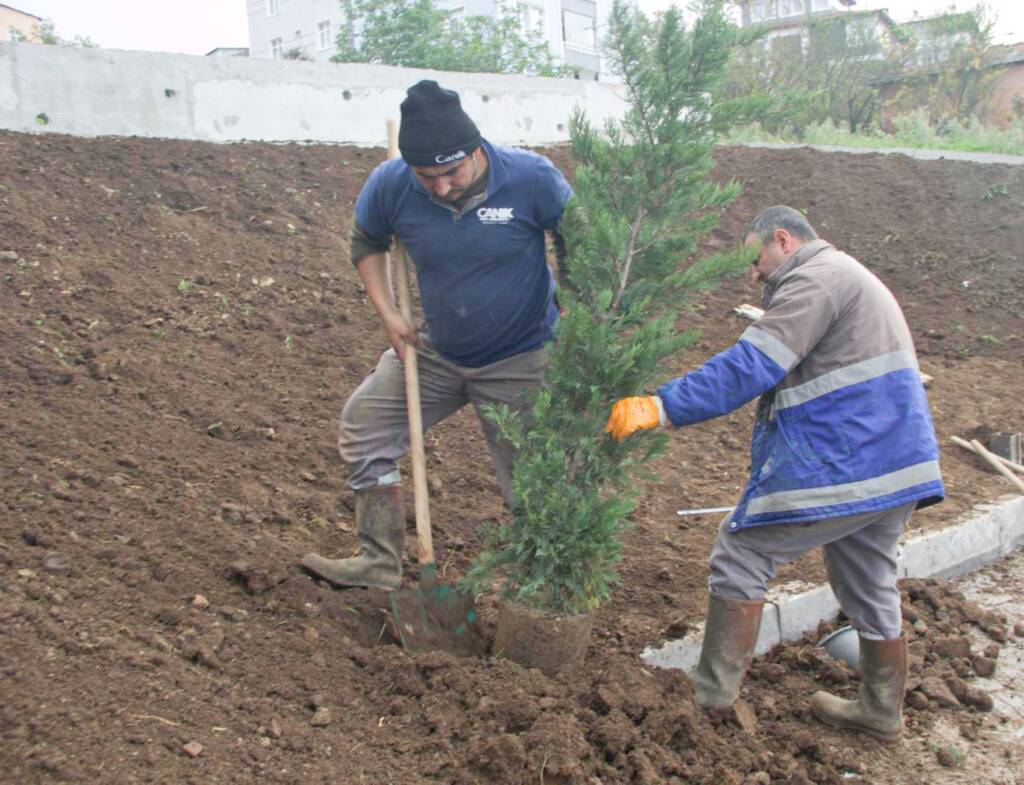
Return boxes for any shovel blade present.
[389,574,484,657]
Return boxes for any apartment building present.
[736,0,896,60]
[1,2,42,42]
[246,0,611,79]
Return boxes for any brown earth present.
[0,131,1022,784]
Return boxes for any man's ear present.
[775,229,793,254]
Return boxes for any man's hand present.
[605,396,663,441]
[382,310,420,362]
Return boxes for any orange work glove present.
[604,396,664,441]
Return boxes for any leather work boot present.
[301,485,404,590]
[811,636,908,741]
[691,594,765,707]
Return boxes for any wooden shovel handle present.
[970,439,1024,494]
[386,119,434,566]
[951,435,1024,475]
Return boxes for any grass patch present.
[726,111,1024,157]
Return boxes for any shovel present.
[384,121,484,657]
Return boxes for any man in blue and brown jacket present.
[606,205,944,741]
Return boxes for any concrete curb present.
[640,495,1024,673]
[736,141,1024,167]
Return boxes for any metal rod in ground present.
[676,506,735,516]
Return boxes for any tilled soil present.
[1,131,1023,784]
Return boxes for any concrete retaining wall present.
[0,41,627,145]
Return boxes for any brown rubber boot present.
[691,594,765,707]
[301,485,404,590]
[811,636,907,741]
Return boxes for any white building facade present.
[246,0,612,79]
[738,0,855,28]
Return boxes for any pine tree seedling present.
[466,0,752,616]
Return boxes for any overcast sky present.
[8,0,1024,55]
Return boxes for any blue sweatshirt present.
[355,139,572,367]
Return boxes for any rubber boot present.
[301,485,404,590]
[691,594,765,707]
[811,636,907,741]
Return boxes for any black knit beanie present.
[398,80,481,168]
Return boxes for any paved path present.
[738,141,1024,167]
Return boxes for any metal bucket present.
[818,625,859,667]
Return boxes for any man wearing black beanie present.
[302,80,573,590]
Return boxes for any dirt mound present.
[1,131,1022,783]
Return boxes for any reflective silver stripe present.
[740,327,798,371]
[746,460,941,517]
[775,350,919,411]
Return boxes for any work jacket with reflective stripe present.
[657,239,944,530]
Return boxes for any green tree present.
[891,9,995,123]
[333,0,566,76]
[465,0,749,615]
[725,11,910,133]
[723,7,997,135]
[11,18,97,48]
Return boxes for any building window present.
[267,0,280,17]
[770,32,802,57]
[317,20,331,50]
[517,3,545,36]
[270,36,283,59]
[446,5,465,29]
[748,1,765,22]
[813,0,830,9]
[562,10,596,50]
[779,0,803,16]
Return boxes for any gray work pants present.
[338,338,547,505]
[708,503,916,640]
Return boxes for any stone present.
[936,747,961,768]
[0,251,19,261]
[732,700,758,733]
[985,625,1009,643]
[310,707,331,727]
[268,718,283,738]
[182,741,204,758]
[963,687,994,712]
[920,676,960,708]
[1014,623,1024,638]
[42,552,71,575]
[934,635,972,660]
[972,656,996,678]
[943,676,968,702]
[663,618,689,639]
[219,503,247,524]
[191,594,210,610]
[906,691,929,711]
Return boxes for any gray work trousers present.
[708,502,916,640]
[338,338,547,505]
